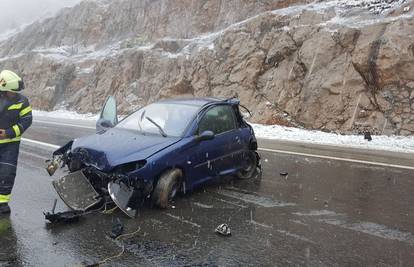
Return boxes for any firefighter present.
[0,70,32,215]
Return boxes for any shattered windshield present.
[116,103,199,137]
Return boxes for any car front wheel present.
[152,169,182,208]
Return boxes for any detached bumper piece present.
[52,170,102,211]
[108,181,137,218]
[44,210,84,224]
[44,199,84,224]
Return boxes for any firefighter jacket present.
[0,93,32,144]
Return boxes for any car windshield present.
[116,102,200,137]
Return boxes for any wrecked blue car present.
[47,97,261,217]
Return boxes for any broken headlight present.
[46,157,61,176]
[113,160,147,174]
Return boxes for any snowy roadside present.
[33,110,414,154]
[34,109,99,121]
[252,124,414,154]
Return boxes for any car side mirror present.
[195,130,215,142]
[96,118,115,132]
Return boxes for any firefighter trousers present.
[0,142,19,204]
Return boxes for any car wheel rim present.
[169,183,178,200]
[238,152,257,179]
[242,154,254,174]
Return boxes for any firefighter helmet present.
[0,70,24,92]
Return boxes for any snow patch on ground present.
[319,218,414,244]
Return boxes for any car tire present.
[236,151,259,179]
[152,169,182,209]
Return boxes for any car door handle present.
[235,136,241,143]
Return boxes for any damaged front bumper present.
[46,142,152,218]
[52,170,101,211]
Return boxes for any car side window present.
[198,105,237,135]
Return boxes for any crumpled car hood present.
[71,128,179,171]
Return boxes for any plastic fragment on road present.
[110,218,124,239]
[44,199,84,224]
[44,210,84,224]
[215,223,231,236]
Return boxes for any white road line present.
[34,120,95,130]
[164,213,201,228]
[259,147,414,170]
[21,138,60,150]
[20,150,49,160]
[27,121,414,170]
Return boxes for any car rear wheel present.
[152,169,182,209]
[236,151,259,179]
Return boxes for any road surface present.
[0,117,413,266]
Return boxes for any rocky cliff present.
[0,0,413,135]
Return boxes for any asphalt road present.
[0,118,413,266]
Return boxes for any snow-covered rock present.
[0,0,413,136]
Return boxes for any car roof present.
[156,97,225,107]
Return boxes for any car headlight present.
[114,160,147,174]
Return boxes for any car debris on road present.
[44,199,83,224]
[109,218,124,239]
[215,223,231,236]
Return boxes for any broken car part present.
[46,158,60,176]
[53,170,102,211]
[108,181,138,218]
[44,210,84,224]
[215,223,231,236]
[110,218,124,239]
[44,199,84,224]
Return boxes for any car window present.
[116,103,199,137]
[198,105,237,135]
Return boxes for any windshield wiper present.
[145,116,167,137]
[137,110,145,134]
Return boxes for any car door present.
[96,95,118,132]
[191,105,240,187]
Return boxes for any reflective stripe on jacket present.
[0,93,32,144]
[0,194,10,204]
